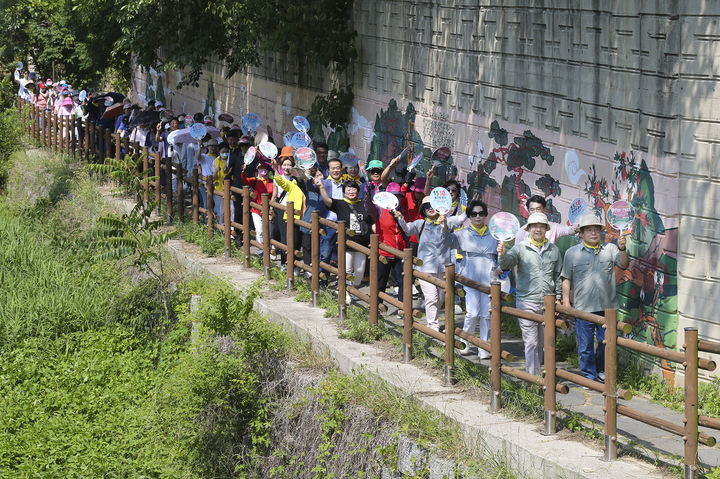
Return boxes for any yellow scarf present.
[342,173,362,183]
[583,241,600,255]
[328,176,343,186]
[469,223,487,236]
[425,217,442,225]
[529,236,547,249]
[344,198,360,204]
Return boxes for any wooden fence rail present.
[17,98,720,477]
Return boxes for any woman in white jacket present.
[448,200,498,358]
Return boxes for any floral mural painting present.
[584,151,678,378]
[467,120,560,221]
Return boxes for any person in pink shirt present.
[515,195,578,244]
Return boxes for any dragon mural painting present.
[584,152,678,378]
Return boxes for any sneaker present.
[346,292,352,305]
[478,350,490,360]
[597,372,606,381]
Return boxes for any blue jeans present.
[576,313,605,381]
[320,227,337,263]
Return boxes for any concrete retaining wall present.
[131,1,720,380]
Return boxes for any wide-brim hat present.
[420,196,433,217]
[523,212,550,230]
[578,213,605,230]
[410,177,426,192]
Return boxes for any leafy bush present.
[0,107,22,191]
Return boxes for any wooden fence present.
[17,98,720,477]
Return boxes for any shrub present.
[0,107,22,191]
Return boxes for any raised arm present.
[423,168,434,196]
[381,155,400,186]
[314,177,332,208]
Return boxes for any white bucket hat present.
[578,213,605,230]
[523,212,550,230]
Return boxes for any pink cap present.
[386,182,402,194]
[63,97,73,106]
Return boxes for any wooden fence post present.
[402,248,414,362]
[684,327,699,479]
[444,263,456,386]
[543,294,557,435]
[336,221,347,320]
[153,152,161,215]
[192,165,199,224]
[70,116,76,162]
[490,281,502,413]
[242,187,251,268]
[114,132,121,162]
[369,234,380,326]
[224,178,231,257]
[165,156,173,221]
[604,308,618,460]
[311,210,320,307]
[142,147,149,207]
[105,128,112,159]
[261,193,271,279]
[177,162,185,222]
[207,176,214,238]
[285,201,295,291]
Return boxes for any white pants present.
[516,299,544,376]
[345,251,366,287]
[252,211,263,245]
[419,272,445,331]
[464,286,491,358]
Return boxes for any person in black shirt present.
[315,179,373,301]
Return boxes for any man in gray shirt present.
[561,214,628,382]
[498,213,562,375]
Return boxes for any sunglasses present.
[423,204,434,211]
[467,210,487,217]
[369,169,383,174]
[447,187,458,192]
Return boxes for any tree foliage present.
[0,0,356,89]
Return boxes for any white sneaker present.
[346,292,352,305]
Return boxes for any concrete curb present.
[165,238,662,478]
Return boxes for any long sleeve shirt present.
[397,218,451,274]
[499,240,562,303]
[449,226,498,286]
[274,175,305,220]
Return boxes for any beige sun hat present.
[578,213,605,230]
[523,212,550,230]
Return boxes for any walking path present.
[108,186,718,476]
[160,234,719,477]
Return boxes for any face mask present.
[258,169,268,178]
[220,153,229,159]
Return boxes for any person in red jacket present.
[371,182,408,312]
[400,176,425,246]
[241,159,274,250]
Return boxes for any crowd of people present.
[15,66,630,383]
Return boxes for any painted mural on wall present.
[366,100,426,175]
[466,120,561,222]
[584,151,678,376]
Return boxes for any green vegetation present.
[0,107,22,190]
[0,0,356,91]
